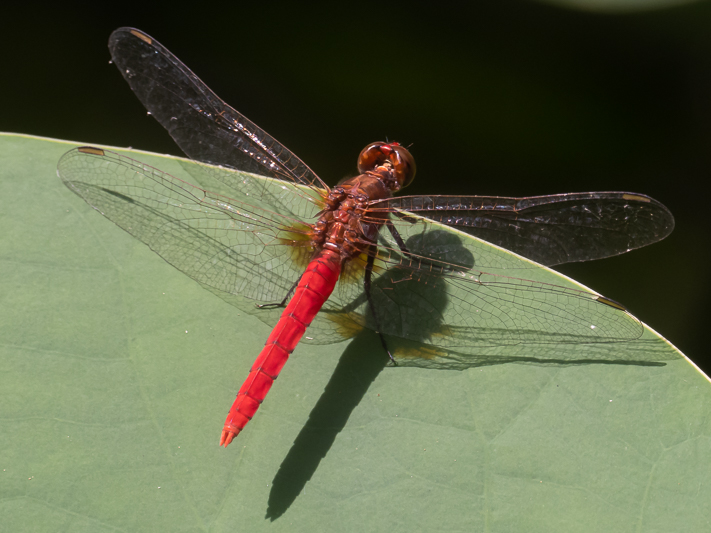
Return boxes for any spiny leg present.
[386,219,422,266]
[386,219,409,255]
[256,275,302,309]
[364,244,397,365]
[257,247,326,310]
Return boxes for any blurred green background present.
[2,0,709,371]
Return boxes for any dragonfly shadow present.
[264,334,670,521]
[266,228,676,518]
[389,335,672,370]
[265,330,389,521]
[338,229,673,370]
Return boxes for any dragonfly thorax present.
[312,174,392,260]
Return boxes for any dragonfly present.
[58,28,674,447]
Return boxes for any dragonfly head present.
[357,142,416,192]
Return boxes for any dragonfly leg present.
[386,219,410,255]
[256,275,302,309]
[386,219,424,266]
[364,245,397,366]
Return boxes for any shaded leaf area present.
[1,134,709,532]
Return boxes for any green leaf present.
[1,133,709,532]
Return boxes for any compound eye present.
[357,142,416,190]
[357,142,389,174]
[389,144,416,189]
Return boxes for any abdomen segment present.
[220,249,342,446]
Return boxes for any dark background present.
[3,1,709,372]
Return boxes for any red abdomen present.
[220,249,342,446]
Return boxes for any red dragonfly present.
[58,28,674,447]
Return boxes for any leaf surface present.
[1,133,708,532]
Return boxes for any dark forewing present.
[370,192,674,266]
[108,27,327,191]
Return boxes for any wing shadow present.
[265,332,672,520]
